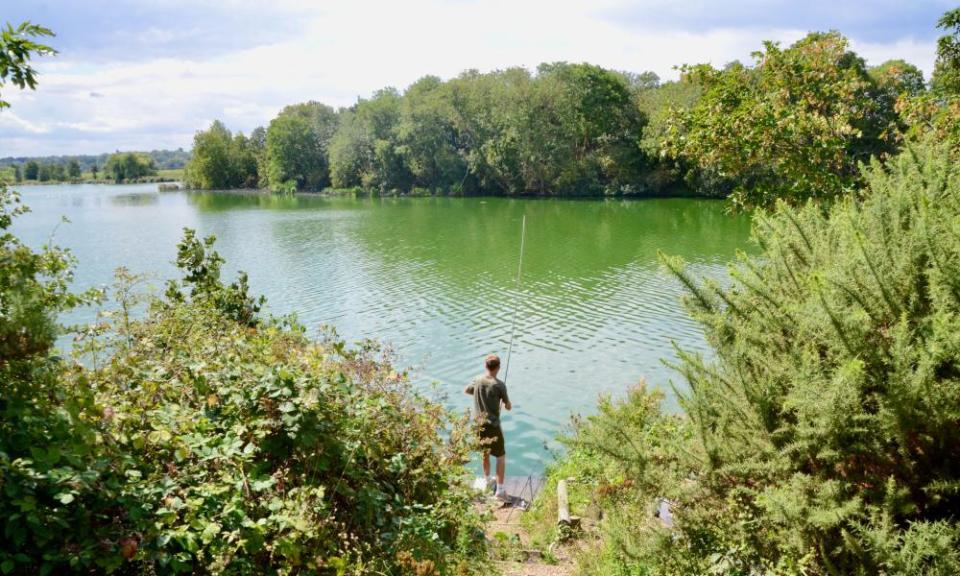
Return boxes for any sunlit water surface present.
[12,183,752,475]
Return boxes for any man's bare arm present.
[464,385,474,395]
[503,399,512,411]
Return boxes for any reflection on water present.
[13,183,753,475]
[110,192,159,207]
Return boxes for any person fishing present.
[465,353,512,499]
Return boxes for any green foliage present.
[869,60,926,99]
[899,8,960,154]
[896,93,960,154]
[86,261,483,573]
[0,21,56,108]
[104,152,157,183]
[634,78,705,195]
[163,228,264,326]
[263,102,338,192]
[22,160,38,180]
[37,162,64,182]
[0,185,118,572]
[0,194,487,573]
[328,88,411,193]
[66,159,80,180]
[443,67,531,195]
[519,62,647,195]
[395,76,465,193]
[184,120,260,189]
[327,64,648,196]
[931,8,960,96]
[1,150,191,176]
[543,141,960,575]
[664,32,897,208]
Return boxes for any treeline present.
[187,31,945,206]
[0,148,189,172]
[186,63,649,196]
[8,151,160,184]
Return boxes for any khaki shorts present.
[479,422,505,458]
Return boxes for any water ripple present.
[14,185,753,476]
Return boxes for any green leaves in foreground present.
[545,141,960,576]
[0,201,485,574]
[0,21,56,108]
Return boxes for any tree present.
[869,59,925,97]
[184,120,235,189]
[23,160,38,180]
[665,32,895,208]
[932,8,960,95]
[104,152,156,183]
[262,102,338,191]
[620,70,661,91]
[868,59,927,146]
[0,21,56,108]
[444,68,532,194]
[658,141,960,573]
[896,8,960,154]
[395,76,465,192]
[549,143,960,576]
[328,88,410,192]
[67,159,81,180]
[522,62,646,195]
[635,78,705,193]
[328,109,367,189]
[13,164,20,182]
[90,163,98,180]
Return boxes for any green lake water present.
[12,183,753,476]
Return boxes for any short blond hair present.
[485,354,501,370]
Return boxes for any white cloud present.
[851,37,938,78]
[0,0,941,156]
[0,111,52,134]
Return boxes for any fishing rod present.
[502,214,526,383]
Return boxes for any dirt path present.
[478,498,577,576]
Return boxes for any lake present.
[11,183,753,476]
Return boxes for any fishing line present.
[502,214,526,383]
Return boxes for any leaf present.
[251,478,275,492]
[201,522,221,544]
[56,492,74,504]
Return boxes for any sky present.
[0,0,953,157]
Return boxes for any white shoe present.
[495,487,509,501]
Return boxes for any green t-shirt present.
[466,374,510,426]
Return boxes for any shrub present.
[1,188,486,574]
[540,141,960,575]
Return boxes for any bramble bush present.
[0,184,486,574]
[535,141,960,575]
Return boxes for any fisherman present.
[465,353,512,499]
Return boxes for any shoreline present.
[174,184,727,202]
[10,180,727,202]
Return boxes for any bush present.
[0,187,486,574]
[539,141,960,575]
